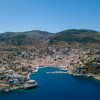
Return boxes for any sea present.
[0,67,100,100]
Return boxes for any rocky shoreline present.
[0,66,100,93]
[43,66,100,80]
[0,80,38,93]
[0,68,38,93]
[34,66,100,81]
[66,69,100,80]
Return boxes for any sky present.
[0,0,100,33]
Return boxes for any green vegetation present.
[95,50,100,55]
[49,33,100,44]
[86,59,100,75]
[87,66,100,75]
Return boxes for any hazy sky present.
[0,0,100,33]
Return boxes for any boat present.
[2,88,10,93]
[24,80,38,90]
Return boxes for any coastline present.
[67,70,100,80]
[0,66,100,93]
[37,66,100,80]
[33,66,100,81]
[0,68,38,93]
[1,67,100,100]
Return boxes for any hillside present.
[49,29,100,44]
[0,29,100,49]
[0,30,53,45]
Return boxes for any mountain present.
[0,29,100,49]
[0,30,53,45]
[49,29,100,44]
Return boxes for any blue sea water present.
[0,67,100,100]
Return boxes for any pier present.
[46,71,68,74]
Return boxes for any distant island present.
[0,29,100,92]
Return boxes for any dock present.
[46,71,68,74]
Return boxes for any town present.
[0,44,100,92]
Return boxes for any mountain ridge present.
[0,29,100,48]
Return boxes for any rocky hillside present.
[0,30,53,45]
[0,29,100,49]
[49,29,100,44]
